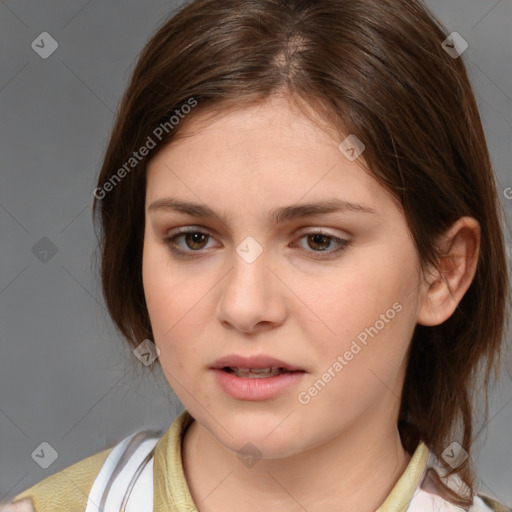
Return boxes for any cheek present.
[142,241,193,331]
[142,244,171,333]
[142,244,186,356]
[308,258,412,341]
[142,242,212,371]
[304,245,418,386]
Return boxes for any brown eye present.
[182,232,209,250]
[163,228,215,258]
[163,228,350,260]
[293,231,350,260]
[306,233,332,251]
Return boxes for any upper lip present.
[211,354,305,372]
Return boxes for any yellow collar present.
[153,409,429,512]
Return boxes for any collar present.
[153,409,430,512]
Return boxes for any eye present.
[162,228,350,259]
[163,228,215,258]
[292,231,350,259]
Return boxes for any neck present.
[182,408,412,512]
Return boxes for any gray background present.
[1,0,511,506]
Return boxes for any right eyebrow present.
[146,196,378,226]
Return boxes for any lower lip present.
[212,369,306,401]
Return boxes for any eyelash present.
[162,228,350,260]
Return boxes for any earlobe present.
[417,217,481,327]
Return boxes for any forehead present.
[145,96,397,219]
[147,94,354,180]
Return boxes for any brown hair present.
[92,0,510,501]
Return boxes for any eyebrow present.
[146,196,377,225]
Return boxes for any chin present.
[201,409,298,451]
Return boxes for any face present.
[142,94,425,459]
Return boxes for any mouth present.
[212,365,306,401]
[210,354,306,400]
[220,366,304,378]
[211,354,306,375]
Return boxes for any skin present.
[142,93,480,512]
[0,500,34,512]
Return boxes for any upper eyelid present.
[162,227,351,263]
[165,227,350,249]
[165,226,349,243]
[165,224,351,237]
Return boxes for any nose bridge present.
[217,235,283,331]
[228,235,270,299]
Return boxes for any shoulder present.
[408,445,511,512]
[473,494,512,512]
[0,428,165,512]
[0,446,113,512]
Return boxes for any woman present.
[3,0,510,510]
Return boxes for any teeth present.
[230,366,281,373]
[246,367,272,373]
[228,366,290,378]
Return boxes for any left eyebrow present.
[146,196,378,226]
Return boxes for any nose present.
[216,244,287,335]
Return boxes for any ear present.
[417,217,481,326]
